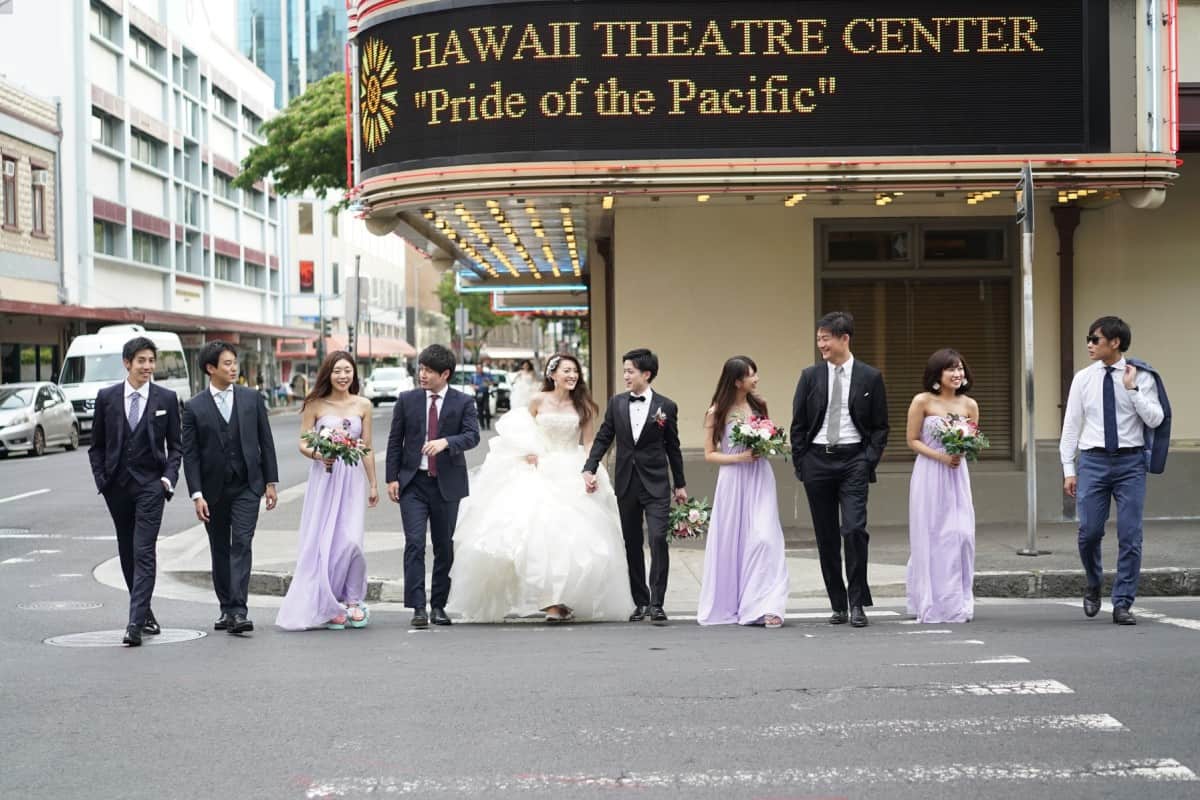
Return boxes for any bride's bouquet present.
[302,422,371,473]
[934,414,990,462]
[729,415,788,458]
[669,497,711,541]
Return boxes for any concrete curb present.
[169,566,1200,601]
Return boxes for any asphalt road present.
[2,408,1200,800]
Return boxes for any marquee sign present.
[357,0,1109,175]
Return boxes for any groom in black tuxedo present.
[584,348,687,623]
[791,312,889,628]
[182,341,279,635]
[88,336,182,647]
[386,344,480,628]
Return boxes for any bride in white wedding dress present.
[447,354,634,623]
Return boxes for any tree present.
[234,73,347,203]
[435,272,507,359]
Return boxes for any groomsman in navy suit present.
[88,336,182,646]
[386,344,480,628]
[1061,316,1164,625]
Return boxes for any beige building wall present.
[611,195,1064,452]
[1181,1,1200,83]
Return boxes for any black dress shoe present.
[123,624,143,647]
[1083,587,1101,618]
[214,613,234,631]
[850,606,869,628]
[411,609,429,628]
[1113,606,1137,625]
[431,607,452,626]
[142,610,161,636]
[230,614,254,634]
[629,606,649,622]
[649,606,668,623]
[829,610,849,625]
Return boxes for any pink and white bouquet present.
[935,414,990,462]
[669,497,711,541]
[729,415,788,459]
[302,421,371,473]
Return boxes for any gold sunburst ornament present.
[360,37,398,153]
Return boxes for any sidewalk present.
[129,475,1200,615]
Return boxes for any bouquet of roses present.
[935,414,990,462]
[729,415,789,458]
[669,497,712,541]
[302,421,371,473]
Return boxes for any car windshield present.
[0,388,34,409]
[371,369,406,381]
[60,354,126,384]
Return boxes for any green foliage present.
[435,272,507,344]
[234,73,348,203]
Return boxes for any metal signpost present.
[1016,163,1045,557]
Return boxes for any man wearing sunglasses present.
[1060,316,1164,625]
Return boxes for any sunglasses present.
[1085,335,1103,345]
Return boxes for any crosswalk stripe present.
[785,679,1073,704]
[304,758,1196,796]
[1055,600,1200,632]
[891,655,1031,667]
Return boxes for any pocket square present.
[155,409,167,416]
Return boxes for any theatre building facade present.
[350,0,1200,522]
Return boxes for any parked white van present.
[58,325,190,435]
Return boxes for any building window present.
[298,202,313,234]
[91,111,117,148]
[244,188,264,214]
[90,3,114,42]
[242,108,262,137]
[329,210,339,238]
[182,189,201,226]
[2,157,17,228]
[31,170,47,234]
[131,130,162,169]
[213,172,237,202]
[215,254,238,282]
[178,96,199,139]
[93,220,116,255]
[331,262,339,294]
[213,88,237,121]
[132,231,167,266]
[245,263,266,289]
[130,30,159,72]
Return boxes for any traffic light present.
[321,318,332,337]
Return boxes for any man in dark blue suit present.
[386,344,480,628]
[88,336,182,646]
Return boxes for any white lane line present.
[785,679,1074,704]
[304,758,1196,795]
[0,488,50,505]
[787,610,902,620]
[929,639,987,645]
[71,536,116,541]
[54,573,83,578]
[567,713,1124,745]
[891,655,1031,667]
[896,629,954,635]
[0,557,35,565]
[1056,600,1200,632]
[28,549,61,555]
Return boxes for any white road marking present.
[930,639,987,645]
[71,535,116,541]
[891,655,1031,667]
[786,679,1074,704]
[0,557,35,565]
[304,758,1196,795]
[0,488,50,504]
[54,573,83,578]
[28,549,61,555]
[1056,600,1200,632]
[567,713,1124,745]
[787,610,902,620]
[896,629,954,635]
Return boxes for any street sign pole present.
[1016,163,1046,557]
[454,305,469,360]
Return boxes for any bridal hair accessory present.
[933,382,941,391]
[545,356,563,378]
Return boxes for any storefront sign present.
[358,0,1109,173]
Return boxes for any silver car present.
[362,367,415,406]
[0,382,80,457]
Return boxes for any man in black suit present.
[790,312,889,628]
[386,344,480,628]
[182,341,280,635]
[583,348,687,623]
[88,336,182,646]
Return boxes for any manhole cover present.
[19,601,103,611]
[44,628,207,647]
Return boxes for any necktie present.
[1103,366,1118,453]
[128,391,141,430]
[217,390,232,423]
[827,366,844,445]
[427,394,440,477]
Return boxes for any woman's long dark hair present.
[302,350,360,410]
[708,356,768,448]
[540,353,598,426]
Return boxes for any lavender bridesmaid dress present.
[276,414,369,630]
[906,415,976,623]
[697,423,790,625]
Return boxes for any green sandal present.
[347,604,370,629]
[326,611,348,630]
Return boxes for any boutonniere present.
[653,409,667,429]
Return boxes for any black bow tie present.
[629,394,647,403]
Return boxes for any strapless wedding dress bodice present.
[535,411,582,453]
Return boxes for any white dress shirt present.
[124,380,172,492]
[629,386,654,443]
[1060,357,1164,478]
[814,357,861,445]
[421,388,446,471]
